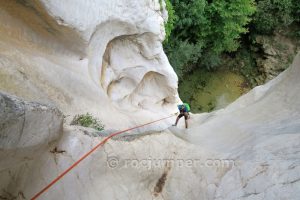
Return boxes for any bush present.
[201,51,222,70]
[71,113,105,131]
[165,40,203,79]
[164,0,177,41]
[292,0,300,22]
[169,0,207,43]
[164,0,256,77]
[201,0,256,54]
[252,0,294,34]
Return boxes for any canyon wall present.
[0,0,299,200]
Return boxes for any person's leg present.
[173,114,183,126]
[174,116,180,126]
[184,113,188,129]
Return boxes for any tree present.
[165,40,203,79]
[170,0,207,43]
[202,0,256,54]
[252,0,294,34]
[292,0,300,22]
[164,0,256,75]
[164,0,177,41]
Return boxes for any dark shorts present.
[178,112,189,120]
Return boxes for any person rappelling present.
[173,103,190,129]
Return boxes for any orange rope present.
[30,114,175,200]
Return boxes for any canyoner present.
[173,103,191,129]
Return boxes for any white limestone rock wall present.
[1,0,299,200]
[0,92,63,199]
[1,75,299,200]
[171,53,300,199]
[0,92,223,200]
[0,0,179,130]
[0,46,298,200]
[101,34,177,111]
[16,127,226,200]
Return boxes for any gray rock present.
[0,92,63,149]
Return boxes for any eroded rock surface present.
[0,92,63,199]
[0,0,299,200]
[0,0,179,130]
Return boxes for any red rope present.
[30,114,175,200]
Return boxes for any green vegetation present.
[162,0,300,112]
[164,0,176,41]
[160,0,176,41]
[165,41,203,79]
[71,113,105,131]
[293,0,300,22]
[164,0,256,75]
[162,0,300,76]
[252,0,294,34]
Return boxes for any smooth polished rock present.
[0,0,299,200]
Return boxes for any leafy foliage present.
[164,0,177,41]
[293,0,300,22]
[163,0,299,113]
[71,113,105,131]
[164,0,256,77]
[252,0,294,34]
[201,51,222,70]
[163,0,299,81]
[165,40,203,79]
[202,0,256,53]
[170,0,207,43]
